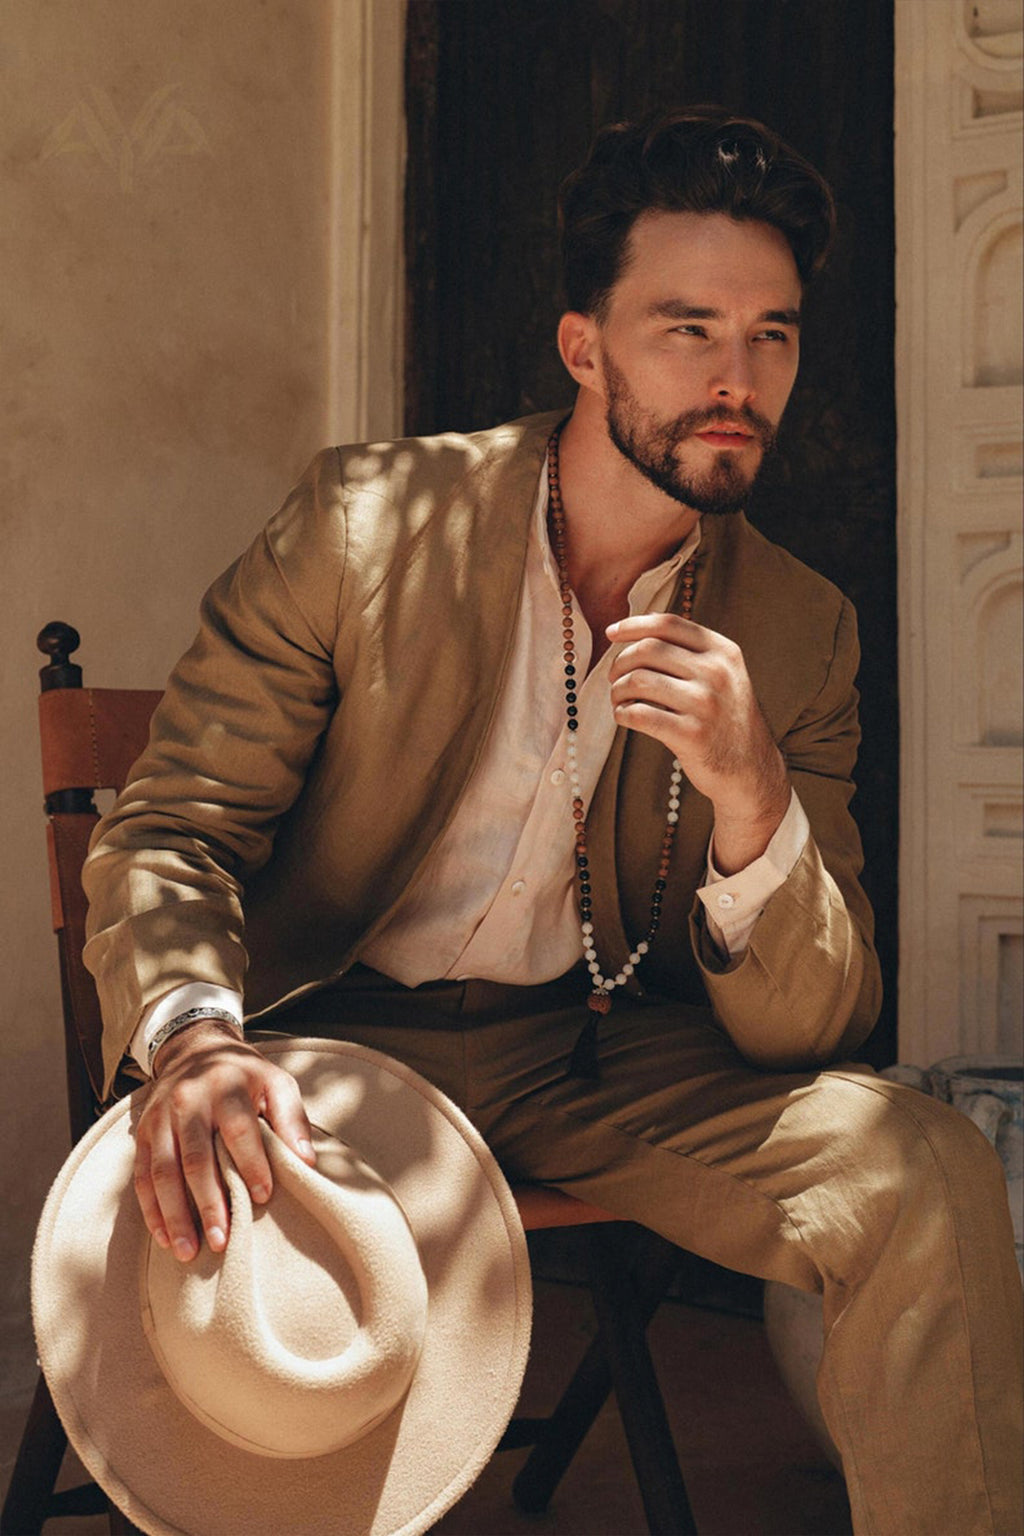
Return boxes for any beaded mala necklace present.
[546,422,696,1036]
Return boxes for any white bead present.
[593,974,606,989]
[614,972,627,986]
[581,921,594,935]
[588,960,601,976]
[667,811,679,824]
[636,941,649,955]
[622,962,634,975]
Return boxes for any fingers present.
[607,620,738,684]
[610,664,703,717]
[177,1105,234,1257]
[607,612,723,652]
[135,1114,211,1263]
[608,636,698,688]
[611,696,699,755]
[606,617,743,733]
[263,1070,317,1168]
[211,1090,274,1208]
[133,1044,309,1263]
[132,1136,172,1252]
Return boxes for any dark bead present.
[655,878,667,891]
[568,719,578,731]
[565,691,577,705]
[576,854,589,869]
[567,705,577,717]
[564,663,576,676]
[580,881,591,895]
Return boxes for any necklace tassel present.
[568,1012,602,1080]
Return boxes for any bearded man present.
[83,107,1022,1534]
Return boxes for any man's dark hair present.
[560,106,836,319]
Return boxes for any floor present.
[1,1279,851,1536]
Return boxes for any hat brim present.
[33,1038,532,1536]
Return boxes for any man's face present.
[595,211,802,514]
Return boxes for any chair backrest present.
[37,622,162,1138]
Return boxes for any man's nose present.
[709,342,755,405]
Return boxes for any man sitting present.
[83,107,1022,1534]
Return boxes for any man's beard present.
[603,350,778,516]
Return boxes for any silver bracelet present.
[147,1007,243,1075]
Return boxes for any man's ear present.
[557,311,603,395]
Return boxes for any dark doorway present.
[405,0,898,1065]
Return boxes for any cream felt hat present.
[32,1038,532,1536]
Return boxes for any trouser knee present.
[800,1073,1011,1288]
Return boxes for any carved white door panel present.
[896,0,1023,1061]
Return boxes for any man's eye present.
[673,324,707,337]
[755,329,789,343]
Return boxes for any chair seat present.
[513,1185,622,1229]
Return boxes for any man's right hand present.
[134,1019,316,1263]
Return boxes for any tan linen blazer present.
[84,410,881,1096]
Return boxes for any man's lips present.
[694,427,757,449]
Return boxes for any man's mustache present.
[668,405,778,451]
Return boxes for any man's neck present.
[551,399,699,670]
[554,398,699,617]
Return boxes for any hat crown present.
[142,1124,428,1459]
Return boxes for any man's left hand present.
[607,613,790,875]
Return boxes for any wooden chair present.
[2,621,696,1536]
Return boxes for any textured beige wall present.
[0,0,402,1402]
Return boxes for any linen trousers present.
[266,965,1023,1536]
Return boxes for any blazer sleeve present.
[83,449,346,1095]
[688,596,882,1070]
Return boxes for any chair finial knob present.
[38,621,83,691]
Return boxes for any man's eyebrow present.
[646,299,801,326]
[647,300,720,320]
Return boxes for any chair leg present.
[587,1226,697,1536]
[0,1373,67,1535]
[511,1316,620,1510]
[513,1226,696,1534]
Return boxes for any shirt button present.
[716,892,737,910]
[550,768,566,785]
[511,879,526,897]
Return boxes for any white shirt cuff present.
[697,789,809,959]
[128,983,245,1077]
